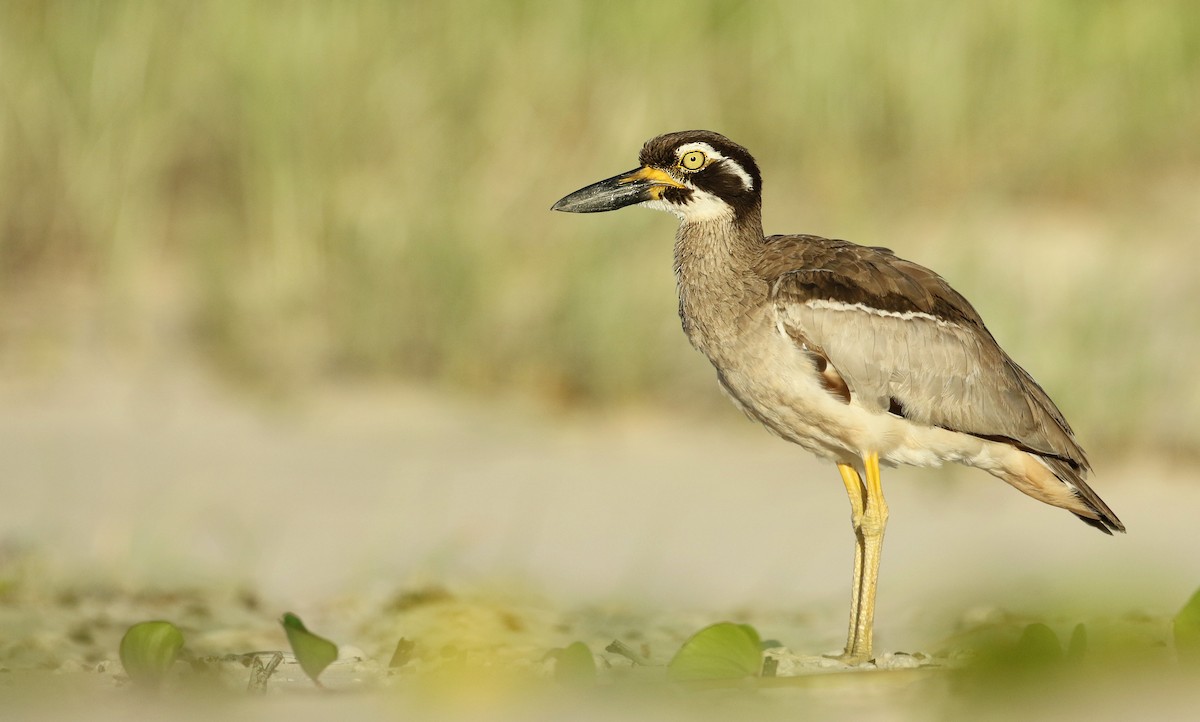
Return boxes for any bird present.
[551,130,1124,663]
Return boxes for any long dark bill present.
[551,167,681,213]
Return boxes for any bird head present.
[551,130,762,223]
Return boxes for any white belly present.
[702,319,991,471]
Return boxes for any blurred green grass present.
[1,1,1197,452]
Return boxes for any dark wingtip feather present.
[1042,457,1125,534]
[1075,514,1114,534]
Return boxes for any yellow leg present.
[844,451,888,663]
[836,463,866,657]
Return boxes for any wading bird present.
[551,130,1123,663]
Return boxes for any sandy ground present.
[2,365,1199,719]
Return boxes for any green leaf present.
[1065,623,1087,663]
[119,620,185,686]
[667,622,763,682]
[1013,623,1062,667]
[281,612,339,684]
[549,641,596,685]
[1174,587,1200,664]
[389,637,415,668]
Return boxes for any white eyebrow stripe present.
[675,142,755,192]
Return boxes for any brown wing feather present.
[758,235,1122,532]
[755,235,1088,470]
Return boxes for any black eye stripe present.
[693,160,752,197]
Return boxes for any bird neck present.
[672,204,766,352]
[673,204,764,276]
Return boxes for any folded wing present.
[759,236,1088,471]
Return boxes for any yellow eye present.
[681,151,706,171]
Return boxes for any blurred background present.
[1,1,1199,618]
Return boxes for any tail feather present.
[1042,456,1125,534]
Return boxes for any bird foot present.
[824,650,874,666]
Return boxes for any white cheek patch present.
[677,190,735,221]
[674,142,755,193]
[640,189,733,222]
[639,198,685,219]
